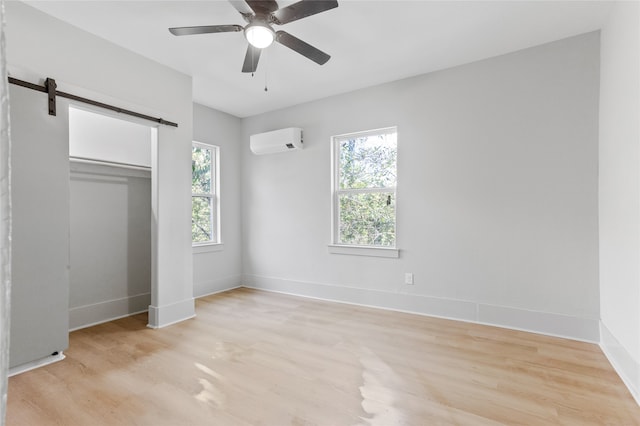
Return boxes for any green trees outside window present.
[334,128,397,247]
[192,143,218,244]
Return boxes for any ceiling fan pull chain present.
[264,48,269,92]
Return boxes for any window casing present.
[332,127,397,248]
[192,142,220,245]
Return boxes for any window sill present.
[328,244,399,258]
[193,243,224,254]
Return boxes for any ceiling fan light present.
[245,23,275,49]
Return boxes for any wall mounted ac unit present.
[250,127,303,155]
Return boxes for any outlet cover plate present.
[405,273,414,285]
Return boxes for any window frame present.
[191,141,221,248]
[330,127,399,257]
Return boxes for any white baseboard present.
[9,352,65,377]
[599,321,640,406]
[148,297,195,329]
[242,274,600,343]
[196,285,242,299]
[69,293,151,331]
[477,304,599,342]
[194,274,242,298]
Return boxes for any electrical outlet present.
[405,272,414,285]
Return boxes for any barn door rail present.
[8,76,178,128]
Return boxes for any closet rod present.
[8,76,178,128]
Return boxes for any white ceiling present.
[24,0,613,118]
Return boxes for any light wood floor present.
[6,288,640,425]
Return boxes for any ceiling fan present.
[169,0,339,73]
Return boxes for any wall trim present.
[8,352,65,377]
[147,297,195,329]
[242,274,599,343]
[69,293,151,331]
[327,244,400,258]
[193,243,224,254]
[196,285,242,300]
[70,158,151,178]
[193,274,242,299]
[599,321,640,406]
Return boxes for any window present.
[332,127,397,249]
[192,142,219,245]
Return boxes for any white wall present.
[6,1,194,329]
[241,32,601,342]
[69,107,152,167]
[192,103,243,297]
[598,0,640,404]
[69,163,151,330]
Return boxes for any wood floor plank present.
[6,288,640,425]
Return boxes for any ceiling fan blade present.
[242,44,262,73]
[169,25,243,36]
[228,0,254,16]
[271,0,338,25]
[246,0,279,15]
[276,31,330,65]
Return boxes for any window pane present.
[338,192,395,246]
[192,196,213,243]
[339,132,396,190]
[192,146,211,194]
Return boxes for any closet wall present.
[68,108,152,330]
